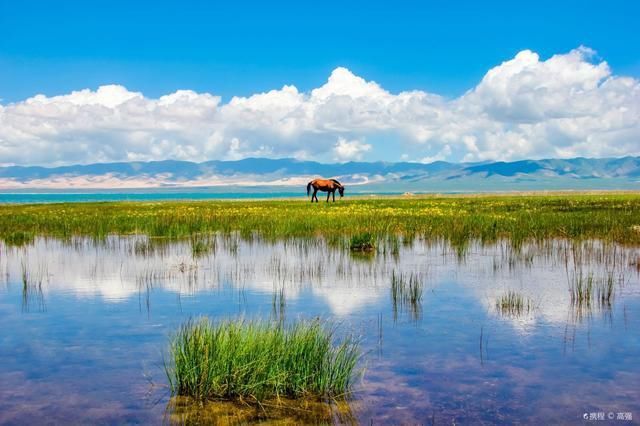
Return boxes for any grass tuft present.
[349,233,375,252]
[164,318,361,403]
[391,271,424,320]
[495,291,533,317]
[569,272,615,307]
[190,235,216,258]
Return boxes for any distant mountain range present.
[0,156,639,192]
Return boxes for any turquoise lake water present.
[0,191,305,203]
[0,189,410,204]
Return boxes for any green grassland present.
[1,194,640,246]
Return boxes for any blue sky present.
[1,0,638,102]
[0,1,639,166]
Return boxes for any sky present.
[0,0,639,166]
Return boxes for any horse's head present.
[338,186,345,197]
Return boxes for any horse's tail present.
[306,181,312,196]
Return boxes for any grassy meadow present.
[1,194,640,246]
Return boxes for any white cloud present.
[333,137,372,161]
[0,47,639,166]
[420,144,452,164]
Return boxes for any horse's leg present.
[313,189,318,202]
[326,191,330,202]
[332,190,336,202]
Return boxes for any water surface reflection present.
[0,236,639,424]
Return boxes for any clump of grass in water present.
[597,275,615,306]
[21,259,47,312]
[190,235,216,258]
[349,233,375,252]
[495,291,533,317]
[569,272,615,307]
[391,271,424,321]
[133,238,155,256]
[570,272,594,306]
[391,271,423,304]
[381,234,401,258]
[165,318,361,403]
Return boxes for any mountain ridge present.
[0,156,639,190]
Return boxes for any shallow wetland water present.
[1,235,639,424]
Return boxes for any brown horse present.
[306,178,345,202]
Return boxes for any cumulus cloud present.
[0,47,639,166]
[333,137,372,161]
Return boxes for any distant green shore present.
[1,194,640,246]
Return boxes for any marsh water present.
[1,235,639,425]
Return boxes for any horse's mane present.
[330,178,342,187]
